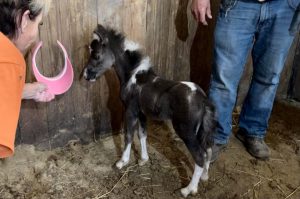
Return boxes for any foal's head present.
[83,25,120,82]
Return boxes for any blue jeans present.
[209,0,300,144]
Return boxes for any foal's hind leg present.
[179,137,205,197]
[137,112,149,166]
[116,110,138,169]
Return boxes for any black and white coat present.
[84,25,216,198]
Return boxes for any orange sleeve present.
[0,62,24,158]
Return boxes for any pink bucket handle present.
[32,41,74,95]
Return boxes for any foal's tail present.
[197,100,216,151]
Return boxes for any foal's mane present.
[96,25,151,84]
[102,27,125,54]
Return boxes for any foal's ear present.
[97,24,106,33]
[96,24,108,38]
[93,31,108,46]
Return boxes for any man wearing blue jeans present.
[191,0,300,161]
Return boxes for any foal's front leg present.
[137,112,149,166]
[116,110,137,169]
[181,163,204,197]
[200,148,212,181]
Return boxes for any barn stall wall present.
[287,34,300,101]
[17,0,298,149]
[16,0,198,149]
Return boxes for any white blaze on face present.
[83,68,88,79]
[124,39,140,51]
[90,33,101,54]
[181,81,197,91]
[93,33,100,41]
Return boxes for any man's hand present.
[191,0,212,25]
[22,82,55,102]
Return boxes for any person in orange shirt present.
[0,0,54,158]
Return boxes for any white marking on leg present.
[181,164,204,198]
[124,39,140,51]
[116,143,132,169]
[181,81,197,91]
[201,148,212,181]
[138,124,149,166]
[139,137,149,166]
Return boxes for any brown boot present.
[236,129,270,160]
[211,143,227,162]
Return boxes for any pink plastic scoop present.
[32,41,74,95]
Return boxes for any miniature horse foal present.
[84,25,216,197]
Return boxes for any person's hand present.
[33,90,55,102]
[191,0,212,25]
[22,82,55,102]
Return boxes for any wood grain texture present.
[17,0,298,149]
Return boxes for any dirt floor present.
[0,101,300,199]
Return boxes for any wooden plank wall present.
[16,0,202,149]
[16,0,298,149]
[286,34,300,101]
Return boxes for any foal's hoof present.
[115,160,129,169]
[138,158,149,166]
[180,187,198,198]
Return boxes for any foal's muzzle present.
[83,68,97,82]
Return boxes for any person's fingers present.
[191,8,200,22]
[40,91,55,102]
[34,82,48,92]
[196,11,201,22]
[41,94,47,102]
[191,0,198,21]
[191,10,197,21]
[33,92,42,102]
[200,8,208,25]
[207,6,212,19]
[46,93,55,101]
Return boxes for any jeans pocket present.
[220,0,238,13]
[288,0,300,10]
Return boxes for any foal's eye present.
[39,22,44,26]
